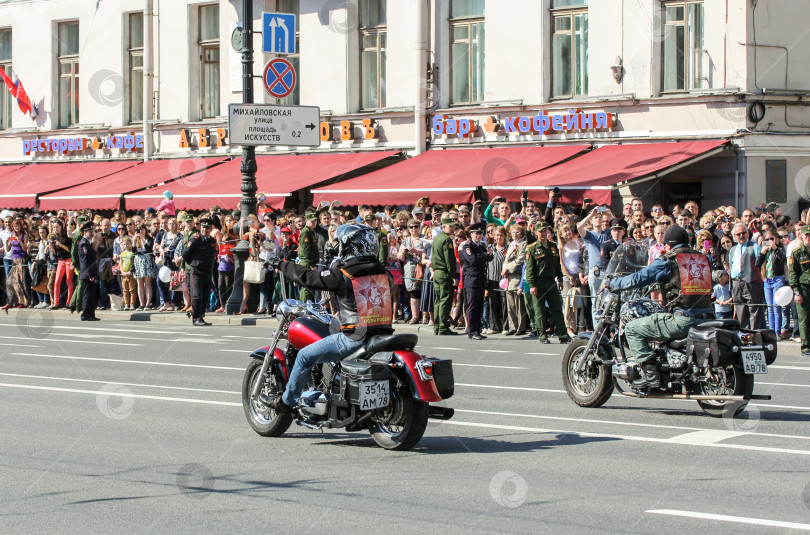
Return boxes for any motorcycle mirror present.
[593,267,600,278]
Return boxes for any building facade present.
[0,0,808,215]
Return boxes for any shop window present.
[58,21,79,127]
[0,28,10,130]
[360,0,386,110]
[662,0,704,91]
[199,4,220,118]
[128,12,144,123]
[551,0,588,99]
[277,0,300,105]
[450,0,484,105]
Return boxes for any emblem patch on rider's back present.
[351,274,393,326]
[677,253,711,295]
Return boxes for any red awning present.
[38,157,228,211]
[486,140,729,205]
[0,161,139,209]
[124,151,399,211]
[0,164,26,181]
[311,145,588,206]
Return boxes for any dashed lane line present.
[9,353,243,371]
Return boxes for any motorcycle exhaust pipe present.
[428,406,455,420]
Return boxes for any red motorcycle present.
[242,297,455,451]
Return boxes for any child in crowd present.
[712,269,733,319]
[157,190,176,216]
[119,237,137,310]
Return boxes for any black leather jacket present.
[278,255,394,339]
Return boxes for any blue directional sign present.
[263,12,296,55]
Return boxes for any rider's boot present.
[631,363,661,390]
[259,393,293,414]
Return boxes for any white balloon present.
[158,266,172,284]
[774,286,794,307]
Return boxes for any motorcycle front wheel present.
[368,387,429,451]
[696,364,755,418]
[562,338,614,408]
[242,359,293,437]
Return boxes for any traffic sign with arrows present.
[263,12,296,55]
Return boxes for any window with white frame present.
[277,0,300,105]
[662,0,704,91]
[128,12,144,123]
[58,21,79,127]
[450,0,484,105]
[551,0,588,99]
[199,4,220,118]
[360,0,386,110]
[0,28,10,130]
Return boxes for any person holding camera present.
[756,228,788,336]
[484,196,510,226]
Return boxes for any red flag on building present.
[0,67,16,98]
[0,68,38,118]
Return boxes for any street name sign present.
[228,104,320,147]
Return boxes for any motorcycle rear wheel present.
[242,359,293,437]
[368,388,429,451]
[697,364,755,418]
[562,338,614,408]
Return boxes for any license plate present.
[742,349,768,374]
[358,380,390,410]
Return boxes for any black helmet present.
[664,225,690,247]
[335,223,378,261]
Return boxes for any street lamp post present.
[227,0,257,315]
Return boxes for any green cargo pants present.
[795,293,810,352]
[530,278,568,340]
[69,277,85,309]
[433,270,454,334]
[625,312,705,364]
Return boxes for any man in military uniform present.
[599,218,628,270]
[297,212,320,302]
[432,216,459,336]
[182,218,217,326]
[525,222,571,344]
[788,225,810,356]
[460,222,492,340]
[68,215,90,313]
[364,214,389,265]
[78,222,100,321]
[609,226,714,390]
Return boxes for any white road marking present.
[759,381,810,389]
[478,349,512,353]
[751,402,810,412]
[454,364,526,369]
[218,349,254,353]
[0,383,241,407]
[2,338,142,347]
[433,420,810,456]
[769,365,810,371]
[0,343,40,347]
[646,509,810,530]
[456,383,566,393]
[10,353,243,371]
[429,347,464,351]
[453,409,810,442]
[526,353,558,356]
[666,430,745,445]
[12,332,221,344]
[0,324,189,335]
[0,373,239,395]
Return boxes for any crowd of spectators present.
[0,193,803,342]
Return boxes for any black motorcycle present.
[562,243,777,418]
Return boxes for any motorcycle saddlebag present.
[425,358,454,399]
[686,327,737,368]
[340,359,390,404]
[759,329,778,365]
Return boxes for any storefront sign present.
[23,133,144,155]
[320,119,377,142]
[179,128,228,149]
[432,109,617,138]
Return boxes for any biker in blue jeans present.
[261,224,394,413]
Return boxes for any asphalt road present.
[1,311,810,534]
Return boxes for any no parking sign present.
[263,58,296,99]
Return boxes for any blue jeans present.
[282,333,364,407]
[715,310,733,319]
[763,276,785,332]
